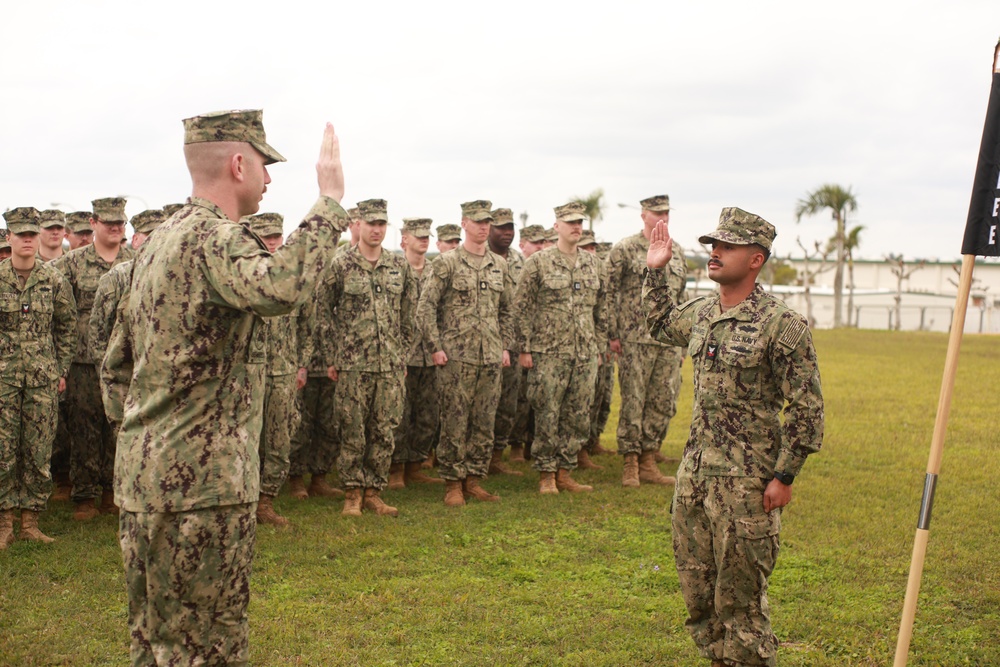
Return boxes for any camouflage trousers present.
[588,351,614,448]
[393,366,439,464]
[526,354,597,473]
[335,370,404,491]
[435,360,501,481]
[260,374,299,497]
[615,343,683,455]
[0,381,57,512]
[66,363,115,501]
[120,504,256,667]
[492,359,522,451]
[508,366,534,449]
[289,374,337,477]
[50,397,71,480]
[672,474,781,667]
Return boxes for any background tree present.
[885,254,926,331]
[843,225,864,327]
[796,237,833,328]
[571,188,605,232]
[796,184,858,328]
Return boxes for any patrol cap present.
[519,224,546,243]
[640,194,671,212]
[92,197,128,223]
[246,212,284,236]
[543,228,559,242]
[357,199,388,223]
[182,109,286,165]
[578,229,596,247]
[460,200,494,223]
[491,208,515,225]
[163,203,185,217]
[347,207,362,221]
[596,241,613,259]
[554,202,587,223]
[402,218,433,238]
[39,209,67,229]
[0,228,9,251]
[3,207,42,234]
[436,224,462,241]
[131,209,167,235]
[65,211,93,233]
[698,207,776,252]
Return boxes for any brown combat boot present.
[363,489,399,517]
[404,461,444,484]
[463,475,500,502]
[0,510,15,550]
[653,451,680,464]
[638,452,675,486]
[508,445,526,463]
[19,510,56,544]
[577,449,604,470]
[622,453,640,488]
[51,473,71,502]
[256,495,290,526]
[444,481,466,507]
[556,469,593,493]
[100,490,119,516]
[73,499,101,521]
[341,488,363,516]
[287,476,309,499]
[591,441,614,456]
[488,450,523,476]
[308,474,345,498]
[388,463,406,490]
[538,471,558,495]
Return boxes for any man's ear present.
[230,152,245,182]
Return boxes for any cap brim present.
[468,213,494,222]
[252,140,287,165]
[698,230,751,246]
[557,215,587,223]
[40,222,65,229]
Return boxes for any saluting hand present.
[646,220,673,269]
[317,123,345,203]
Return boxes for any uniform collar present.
[710,283,765,323]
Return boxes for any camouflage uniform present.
[52,228,134,504]
[0,212,78,515]
[260,312,303,496]
[642,208,824,667]
[493,244,525,454]
[289,300,338,480]
[101,106,349,667]
[325,239,416,491]
[415,241,513,482]
[607,230,687,456]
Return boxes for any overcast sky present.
[3,0,999,261]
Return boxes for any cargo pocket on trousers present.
[735,511,781,579]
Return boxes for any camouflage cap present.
[698,207,776,251]
[163,203,185,217]
[182,109,286,165]
[3,207,42,234]
[65,211,93,233]
[131,209,167,235]
[460,200,494,223]
[543,227,559,242]
[640,194,671,212]
[491,208,515,225]
[578,229,597,246]
[347,207,362,221]
[0,228,9,251]
[402,217,433,238]
[246,212,284,236]
[357,198,388,223]
[596,241,613,259]
[92,197,128,223]
[436,223,462,242]
[39,209,67,229]
[519,224,546,243]
[554,202,587,223]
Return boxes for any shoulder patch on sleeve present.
[778,316,807,350]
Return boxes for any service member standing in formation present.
[576,229,610,470]
[64,212,95,251]
[514,202,607,494]
[607,195,686,488]
[416,200,514,507]
[643,208,824,667]
[37,210,67,263]
[0,208,77,548]
[434,223,461,254]
[487,207,525,477]
[0,230,10,261]
[101,110,349,666]
[389,217,445,489]
[53,196,134,520]
[325,198,417,517]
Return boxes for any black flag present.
[962,57,1000,256]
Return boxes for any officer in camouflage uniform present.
[0,208,77,548]
[65,212,95,251]
[389,217,445,489]
[642,208,824,667]
[0,230,10,262]
[416,200,514,507]
[53,196,135,520]
[37,210,68,263]
[576,229,610,470]
[587,240,616,458]
[514,202,606,494]
[607,195,686,488]
[324,199,416,517]
[101,111,349,666]
[435,223,461,254]
[487,207,526,477]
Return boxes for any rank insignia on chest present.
[706,344,717,360]
[574,281,581,290]
[21,303,30,315]
[375,284,382,294]
[480,281,487,290]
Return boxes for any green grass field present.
[1,329,997,666]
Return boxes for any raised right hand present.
[646,220,673,269]
[317,123,345,202]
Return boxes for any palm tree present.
[795,184,858,328]
[571,188,605,231]
[844,225,864,327]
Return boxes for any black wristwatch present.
[773,471,795,486]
